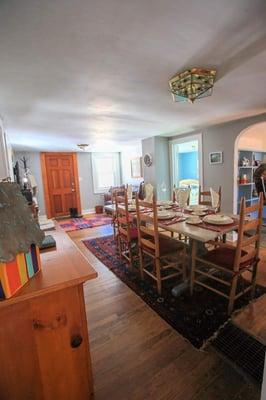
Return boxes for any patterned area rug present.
[83,235,266,349]
[58,215,112,232]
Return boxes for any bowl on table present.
[185,216,202,225]
[191,211,207,217]
[157,201,173,209]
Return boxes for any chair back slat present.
[199,186,221,211]
[245,203,261,214]
[115,191,132,240]
[136,194,160,258]
[111,187,126,204]
[141,238,156,251]
[243,219,259,233]
[242,234,259,247]
[234,193,264,271]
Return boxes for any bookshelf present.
[237,149,266,219]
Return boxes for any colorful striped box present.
[0,245,42,300]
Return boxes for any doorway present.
[170,134,202,204]
[41,152,81,218]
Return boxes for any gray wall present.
[154,137,171,200]
[142,112,266,212]
[142,136,170,200]
[13,151,104,216]
[77,152,103,211]
[142,137,156,187]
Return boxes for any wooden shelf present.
[0,226,98,309]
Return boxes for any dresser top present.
[0,226,97,308]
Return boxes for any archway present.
[233,122,266,213]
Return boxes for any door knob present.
[71,334,83,348]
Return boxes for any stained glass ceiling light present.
[169,68,216,103]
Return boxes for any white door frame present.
[169,133,203,189]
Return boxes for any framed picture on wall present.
[130,157,143,178]
[209,151,223,165]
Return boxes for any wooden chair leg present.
[251,261,258,299]
[118,235,122,259]
[113,221,117,241]
[228,275,238,315]
[190,240,198,295]
[128,243,133,269]
[222,234,227,243]
[155,258,162,295]
[139,248,144,280]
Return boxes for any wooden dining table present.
[106,202,239,252]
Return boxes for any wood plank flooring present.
[67,224,262,400]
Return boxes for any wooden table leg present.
[190,239,198,296]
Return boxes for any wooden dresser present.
[0,228,97,400]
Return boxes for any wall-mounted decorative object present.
[241,157,250,166]
[209,151,223,165]
[143,153,153,167]
[0,182,44,299]
[130,157,143,178]
[77,143,89,151]
[169,68,216,103]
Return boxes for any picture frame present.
[130,157,143,178]
[209,151,223,165]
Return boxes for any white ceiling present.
[0,0,266,151]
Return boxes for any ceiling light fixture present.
[77,143,89,151]
[169,68,216,103]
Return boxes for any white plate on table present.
[156,211,176,220]
[203,214,234,225]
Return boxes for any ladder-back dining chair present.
[199,186,222,212]
[136,194,187,295]
[173,186,191,207]
[190,193,264,314]
[112,187,126,239]
[115,191,138,268]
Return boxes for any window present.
[91,152,121,193]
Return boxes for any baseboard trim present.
[82,208,95,215]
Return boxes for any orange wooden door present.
[42,153,81,218]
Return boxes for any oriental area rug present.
[58,215,112,232]
[83,235,266,351]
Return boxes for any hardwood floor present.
[67,224,262,400]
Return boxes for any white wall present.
[0,119,13,181]
[237,122,266,151]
